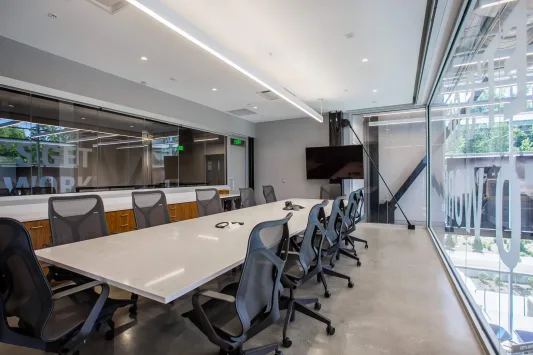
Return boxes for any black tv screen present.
[306,146,364,179]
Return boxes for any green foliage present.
[472,237,484,253]
[527,277,533,289]
[493,275,504,286]
[444,235,456,249]
[487,244,492,251]
[478,272,489,284]
[520,241,533,257]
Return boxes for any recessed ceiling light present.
[253,106,258,109]
[8,104,14,108]
[212,88,218,91]
[362,58,369,63]
[48,13,57,19]
[130,125,134,128]
[81,117,86,120]
[141,56,148,61]
[373,89,378,93]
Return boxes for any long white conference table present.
[35,199,332,304]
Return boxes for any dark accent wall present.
[248,137,255,189]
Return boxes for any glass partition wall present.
[0,87,227,196]
[429,0,533,353]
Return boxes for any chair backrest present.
[298,201,328,273]
[324,197,348,248]
[0,218,53,340]
[195,188,223,217]
[0,188,10,197]
[320,184,342,200]
[346,189,364,228]
[235,213,292,335]
[48,195,109,246]
[262,185,277,203]
[239,188,256,208]
[132,190,171,229]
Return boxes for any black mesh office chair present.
[47,195,138,332]
[262,185,277,203]
[342,189,368,250]
[279,201,341,348]
[320,196,362,270]
[132,190,171,229]
[0,217,111,355]
[0,188,10,197]
[196,188,224,217]
[183,213,293,355]
[319,184,342,200]
[239,188,256,208]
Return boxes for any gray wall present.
[255,117,329,203]
[0,36,255,138]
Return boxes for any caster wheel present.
[348,281,354,288]
[314,302,322,311]
[326,325,336,335]
[324,291,331,298]
[105,329,115,341]
[283,337,292,348]
[354,251,358,256]
[335,254,340,261]
[357,261,362,267]
[275,351,284,355]
[129,306,137,318]
[219,349,227,355]
[365,244,369,249]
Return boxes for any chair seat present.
[43,291,93,342]
[183,283,243,339]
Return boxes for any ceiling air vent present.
[86,0,128,14]
[226,108,257,117]
[256,90,280,101]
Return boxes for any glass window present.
[0,88,229,196]
[429,1,533,352]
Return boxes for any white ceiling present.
[0,0,428,122]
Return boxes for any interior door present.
[228,139,246,191]
[205,154,225,185]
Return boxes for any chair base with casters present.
[279,288,335,348]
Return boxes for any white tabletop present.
[35,199,330,304]
[0,191,239,222]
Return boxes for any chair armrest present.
[51,280,106,300]
[280,250,300,261]
[198,290,236,303]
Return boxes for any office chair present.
[132,190,171,228]
[319,184,342,200]
[0,217,112,355]
[0,188,10,197]
[183,213,293,355]
[279,201,342,348]
[47,195,138,332]
[342,189,368,251]
[262,185,277,203]
[196,188,224,217]
[239,188,256,208]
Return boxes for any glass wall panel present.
[0,87,228,196]
[429,0,533,352]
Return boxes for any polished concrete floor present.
[2,224,486,355]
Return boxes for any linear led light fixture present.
[0,120,20,128]
[93,138,145,147]
[363,109,426,118]
[193,137,219,142]
[66,134,119,143]
[369,118,426,126]
[116,144,148,150]
[31,128,80,139]
[479,0,517,9]
[126,0,323,123]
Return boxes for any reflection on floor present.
[1,224,484,355]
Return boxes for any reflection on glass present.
[429,0,533,352]
[0,89,228,196]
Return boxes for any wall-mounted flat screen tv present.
[306,146,364,179]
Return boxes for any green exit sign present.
[178,145,184,151]
[231,138,245,146]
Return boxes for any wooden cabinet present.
[106,210,136,234]
[23,220,52,251]
[168,202,198,221]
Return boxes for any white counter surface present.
[36,199,330,304]
[0,186,238,222]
